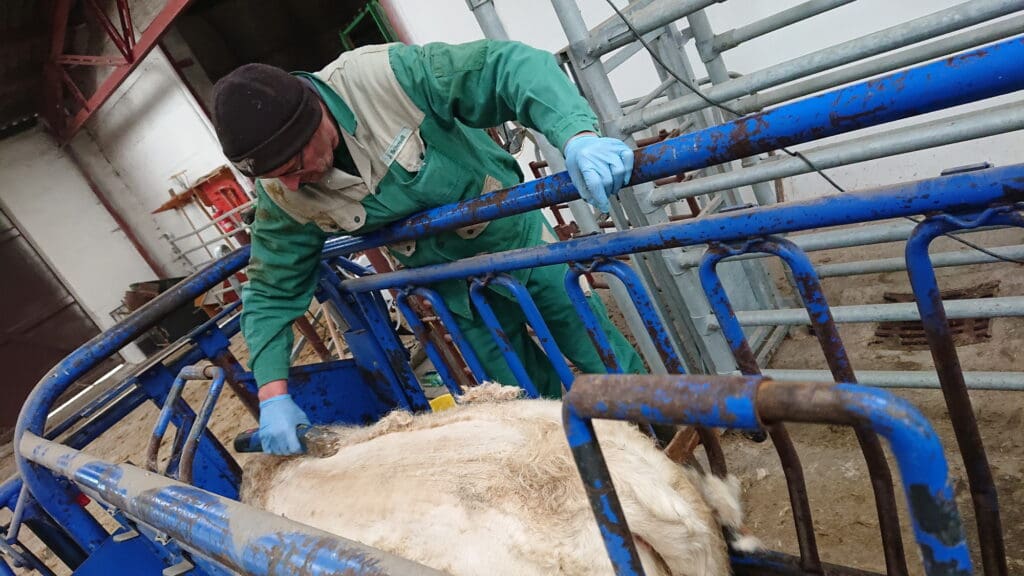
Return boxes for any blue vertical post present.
[411,287,488,384]
[395,290,464,398]
[905,207,1022,576]
[468,278,540,398]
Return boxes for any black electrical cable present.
[603,0,1024,265]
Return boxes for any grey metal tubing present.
[468,0,667,373]
[584,0,720,58]
[167,200,254,243]
[617,0,1024,133]
[817,244,1024,278]
[763,369,1024,391]
[176,226,249,258]
[603,27,668,73]
[675,220,1005,268]
[4,485,29,542]
[686,9,778,210]
[742,14,1024,116]
[731,296,1024,327]
[552,0,703,372]
[465,0,509,40]
[713,0,856,53]
[650,100,1024,206]
[19,432,444,576]
[630,76,677,113]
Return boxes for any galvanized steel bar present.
[167,200,254,243]
[563,375,972,576]
[734,296,1024,326]
[342,164,1024,294]
[18,433,444,576]
[739,13,1024,117]
[584,0,719,58]
[651,100,1024,207]
[763,369,1024,390]
[468,279,541,397]
[675,220,1005,269]
[906,208,1020,576]
[617,2,1024,133]
[553,0,708,373]
[712,0,856,53]
[817,244,1024,278]
[465,0,509,40]
[4,485,30,543]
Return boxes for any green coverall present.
[243,40,645,399]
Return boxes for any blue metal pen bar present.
[562,374,971,576]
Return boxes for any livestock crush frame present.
[1,11,1023,576]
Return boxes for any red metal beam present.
[84,0,133,60]
[116,0,136,50]
[56,55,128,67]
[57,0,196,142]
[59,68,91,111]
[42,0,74,134]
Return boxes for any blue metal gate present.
[2,33,1022,576]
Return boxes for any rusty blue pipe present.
[13,247,251,552]
[324,36,1024,261]
[563,374,971,576]
[343,163,1024,294]
[18,432,443,576]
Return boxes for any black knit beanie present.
[212,63,322,177]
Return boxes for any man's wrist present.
[258,379,289,402]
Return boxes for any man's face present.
[262,100,339,191]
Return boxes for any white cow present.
[242,384,757,576]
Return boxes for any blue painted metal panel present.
[71,533,170,576]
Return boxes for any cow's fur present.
[242,384,754,575]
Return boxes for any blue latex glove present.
[564,134,634,213]
[258,394,311,455]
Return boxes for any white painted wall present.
[388,0,1023,202]
[0,126,151,362]
[71,47,245,277]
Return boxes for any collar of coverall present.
[293,72,358,136]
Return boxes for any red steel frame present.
[43,0,195,142]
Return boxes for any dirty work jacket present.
[242,40,599,387]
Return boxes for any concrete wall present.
[0,126,152,361]
[388,0,1022,201]
[70,46,246,277]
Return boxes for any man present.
[211,39,645,455]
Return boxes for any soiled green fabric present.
[241,40,645,389]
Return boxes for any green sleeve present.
[241,182,329,386]
[389,39,599,151]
